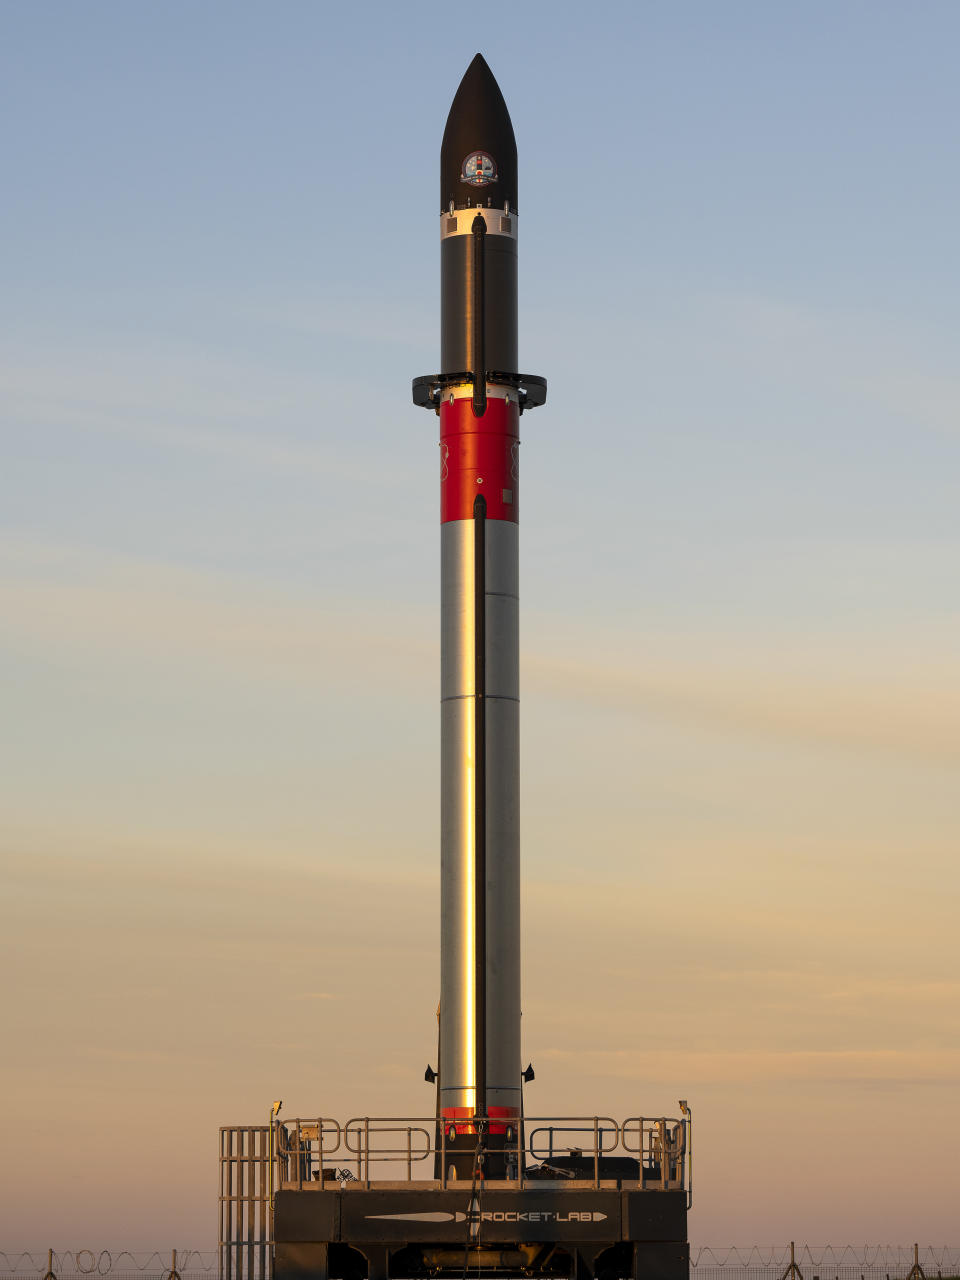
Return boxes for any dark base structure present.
[274,1185,687,1280]
[220,1114,690,1280]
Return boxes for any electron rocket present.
[413,53,546,1178]
[243,54,691,1280]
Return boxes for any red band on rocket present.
[440,396,519,523]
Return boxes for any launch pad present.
[221,1112,689,1280]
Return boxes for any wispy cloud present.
[0,537,434,685]
[538,1046,960,1085]
[524,649,960,761]
[3,536,957,762]
[0,343,377,481]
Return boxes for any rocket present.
[243,53,690,1280]
[413,53,546,1179]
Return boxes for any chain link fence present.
[2,1245,958,1280]
[690,1246,960,1280]
[0,1254,216,1280]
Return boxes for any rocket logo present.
[461,151,497,186]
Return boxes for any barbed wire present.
[0,1255,216,1277]
[1,1246,958,1278]
[689,1247,960,1274]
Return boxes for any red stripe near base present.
[440,394,519,523]
[441,1104,520,1136]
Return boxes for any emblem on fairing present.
[461,151,497,186]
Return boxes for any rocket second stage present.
[414,54,545,1172]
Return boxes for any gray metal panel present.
[621,1191,689,1242]
[485,521,519,703]
[440,522,474,702]
[439,693,477,1113]
[632,1243,691,1280]
[485,693,521,1108]
[485,598,518,701]
[484,517,520,1109]
[441,521,518,701]
[274,1192,339,1243]
[273,1243,331,1280]
[484,520,519,597]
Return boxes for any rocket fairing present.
[413,54,546,1173]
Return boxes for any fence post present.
[780,1241,804,1280]
[44,1250,55,1280]
[906,1244,925,1280]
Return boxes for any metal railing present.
[271,1114,687,1193]
[219,1127,270,1280]
[621,1116,686,1191]
[344,1118,433,1186]
[272,1119,342,1191]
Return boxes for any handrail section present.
[621,1116,688,1197]
[274,1119,342,1191]
[274,1115,686,1193]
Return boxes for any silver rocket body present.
[440,515,521,1123]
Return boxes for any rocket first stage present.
[414,52,546,1172]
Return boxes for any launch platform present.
[220,1111,689,1280]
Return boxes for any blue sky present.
[2,0,959,1248]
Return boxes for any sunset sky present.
[2,0,958,1251]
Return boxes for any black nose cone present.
[441,53,518,214]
